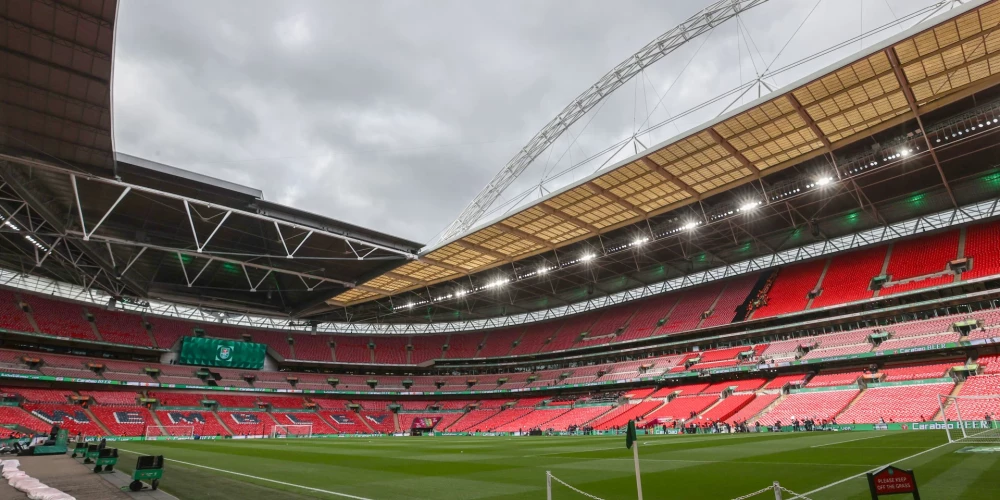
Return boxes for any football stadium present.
[1,0,1000,498]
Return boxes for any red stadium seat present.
[89,309,152,347]
[754,259,826,319]
[756,389,859,425]
[881,230,959,295]
[157,410,230,436]
[658,282,725,335]
[89,406,155,437]
[24,295,97,341]
[476,327,522,358]
[811,246,885,309]
[591,401,661,431]
[963,220,1000,280]
[0,291,32,333]
[700,275,758,328]
[290,334,333,361]
[727,393,780,424]
[837,382,954,424]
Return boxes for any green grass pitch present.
[111,431,999,499]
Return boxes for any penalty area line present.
[117,448,373,500]
[810,433,892,448]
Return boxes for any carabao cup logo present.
[217,345,233,361]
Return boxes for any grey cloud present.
[113,0,939,244]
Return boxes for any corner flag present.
[626,420,643,499]
[626,420,637,449]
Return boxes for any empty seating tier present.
[4,220,1000,363]
[90,309,151,347]
[541,406,612,431]
[270,412,336,434]
[806,370,863,387]
[757,389,859,425]
[156,410,230,436]
[701,275,758,328]
[591,401,661,431]
[942,375,999,420]
[837,382,954,424]
[658,282,725,335]
[620,294,678,342]
[443,333,485,359]
[811,246,885,309]
[218,411,274,435]
[0,291,32,333]
[410,335,448,364]
[24,296,96,341]
[887,230,959,281]
[701,394,756,422]
[754,259,826,319]
[727,393,780,423]
[646,395,718,421]
[476,328,522,358]
[290,334,333,361]
[883,360,962,381]
[964,220,1000,279]
[320,411,368,433]
[89,406,155,437]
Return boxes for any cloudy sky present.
[112,0,946,246]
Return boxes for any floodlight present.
[740,201,760,212]
[633,237,649,246]
[815,176,833,187]
[682,221,698,230]
[581,253,596,262]
[486,278,508,289]
[537,266,548,275]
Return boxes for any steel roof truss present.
[1,155,415,259]
[886,47,957,208]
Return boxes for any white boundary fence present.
[545,473,813,500]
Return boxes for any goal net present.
[271,424,313,439]
[145,425,194,440]
[938,394,999,443]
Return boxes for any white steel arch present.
[439,0,772,241]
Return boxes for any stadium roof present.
[329,0,1000,307]
[0,0,424,315]
[0,0,116,173]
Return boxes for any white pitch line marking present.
[595,458,881,467]
[786,441,954,499]
[118,448,373,500]
[810,433,892,448]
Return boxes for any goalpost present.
[271,424,313,439]
[145,425,195,440]
[938,394,999,444]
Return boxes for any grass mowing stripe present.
[117,448,374,500]
[809,433,891,448]
[788,441,954,499]
[594,458,882,467]
[523,432,803,457]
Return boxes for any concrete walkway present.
[0,453,177,500]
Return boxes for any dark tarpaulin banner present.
[178,337,267,369]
